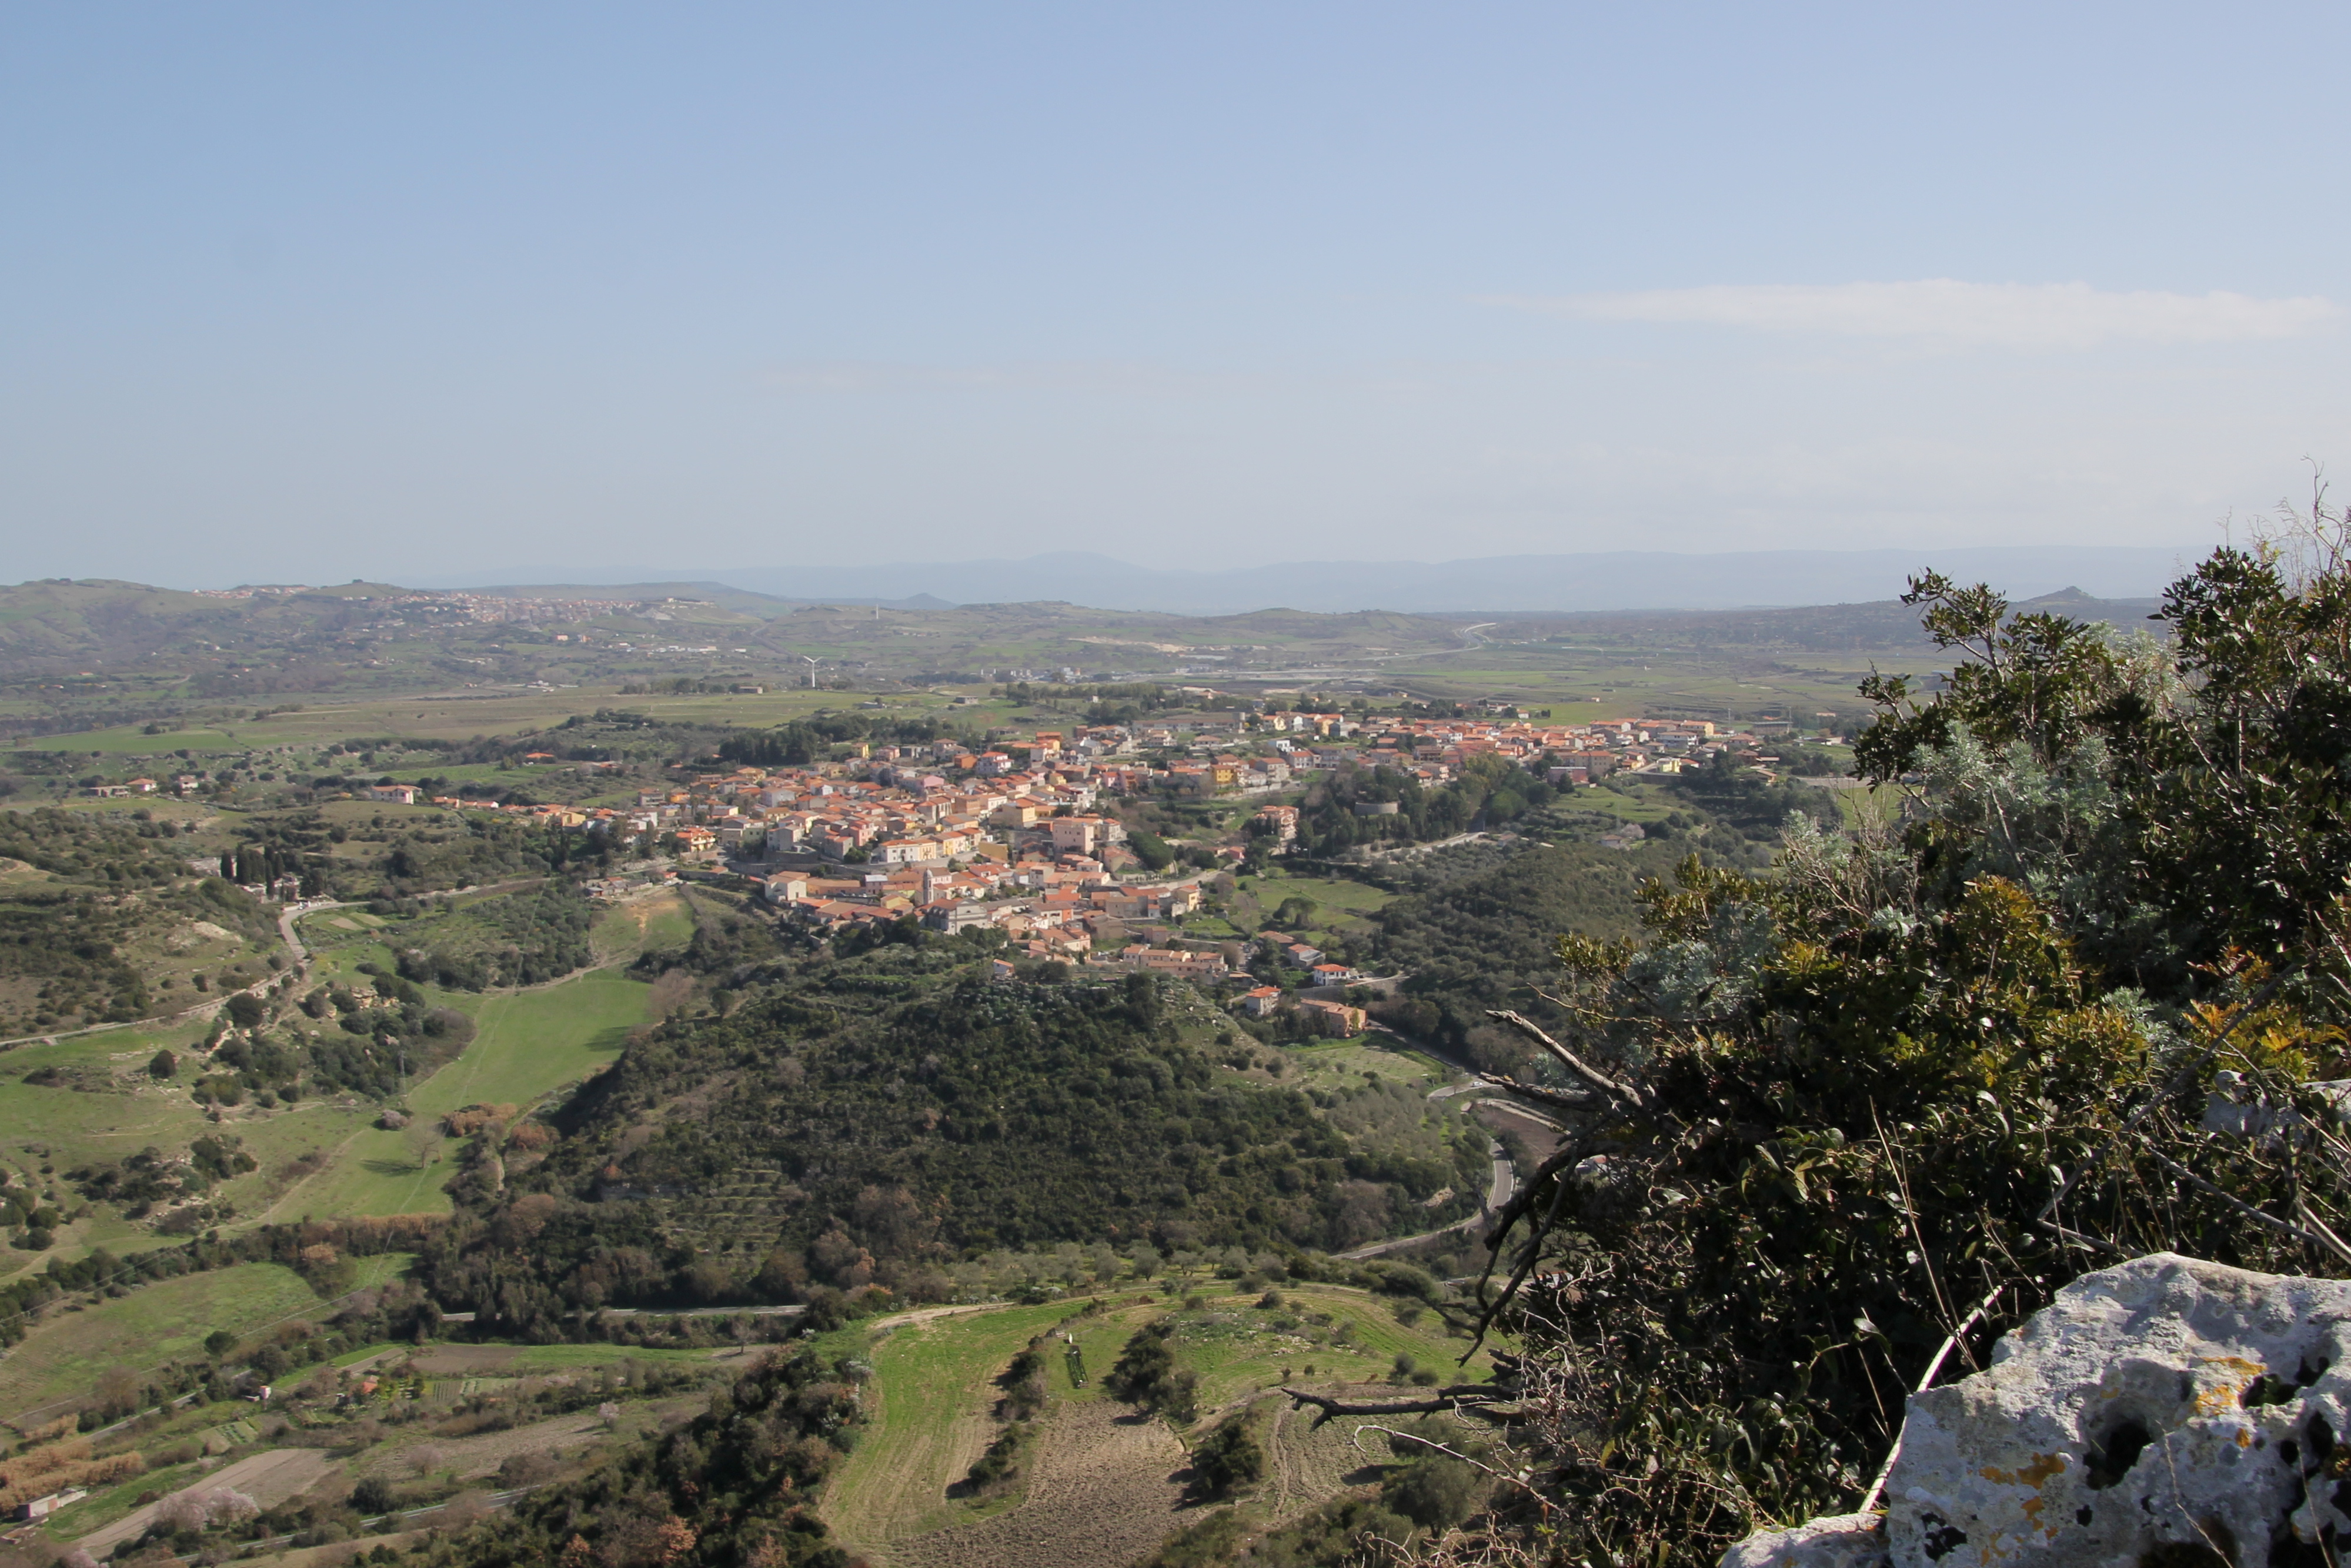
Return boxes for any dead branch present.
[1485,1010,1648,1111]
[1281,1385,1515,1425]
[1347,1423,1552,1513]
[1476,1072,1594,1113]
[2146,1147,2348,1255]
[2029,1217,2129,1256]
[1855,1282,2005,1513]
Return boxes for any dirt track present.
[879,1400,1196,1568]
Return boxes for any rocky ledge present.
[1722,1252,2351,1567]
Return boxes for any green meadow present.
[264,965,654,1223]
[0,1254,408,1425]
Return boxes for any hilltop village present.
[445,707,1801,997]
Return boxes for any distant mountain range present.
[433,546,2202,615]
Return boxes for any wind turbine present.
[803,656,819,688]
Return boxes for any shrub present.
[1188,1416,1264,1496]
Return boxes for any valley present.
[0,566,2223,1568]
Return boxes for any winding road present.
[1333,1138,1515,1261]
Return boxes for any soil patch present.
[402,1345,526,1375]
[880,1400,1195,1568]
[75,1447,338,1559]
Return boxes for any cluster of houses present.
[1318,713,1778,787]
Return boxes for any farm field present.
[8,684,973,757]
[1228,870,1398,935]
[1272,1035,1451,1092]
[0,1254,408,1426]
[262,965,653,1222]
[1375,647,1913,723]
[590,887,696,964]
[0,893,662,1288]
[824,1284,1494,1568]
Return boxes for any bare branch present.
[1347,1423,1552,1513]
[1856,1282,2006,1514]
[1485,1009,1648,1111]
[1281,1385,1515,1425]
[2029,1217,2129,1256]
[1475,1072,1594,1113]
[2146,1147,2346,1256]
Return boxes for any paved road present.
[1334,1141,1515,1261]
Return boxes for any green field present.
[10,684,969,757]
[0,1254,407,1425]
[1272,1035,1450,1092]
[824,1302,1078,1544]
[1227,870,1397,940]
[264,967,654,1222]
[590,889,696,965]
[823,1283,1494,1552]
[0,1018,388,1285]
[0,897,662,1286]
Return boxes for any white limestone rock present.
[1722,1253,2351,1566]
[1718,1513,1886,1568]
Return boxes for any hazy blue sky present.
[5,3,2348,587]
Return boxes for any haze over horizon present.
[6,4,2347,588]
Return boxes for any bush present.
[1189,1416,1264,1496]
[1104,1323,1197,1422]
[1384,1452,1485,1530]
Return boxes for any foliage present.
[1188,1412,1265,1495]
[1104,1322,1198,1422]
[1464,528,2351,1564]
[1291,755,1558,856]
[0,810,276,1030]
[394,882,596,990]
[717,711,961,767]
[412,955,1462,1334]
[1368,842,1671,1069]
[408,1345,865,1568]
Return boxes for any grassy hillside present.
[0,808,280,1036]
[265,966,654,1222]
[818,1279,1503,1568]
[0,1254,408,1425]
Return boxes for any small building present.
[1239,985,1283,1018]
[1251,804,1298,844]
[21,1487,89,1522]
[367,784,419,805]
[1295,998,1367,1037]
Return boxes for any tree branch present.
[1485,1010,1647,1111]
[2146,1146,2350,1256]
[1280,1385,1514,1425]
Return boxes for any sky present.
[5,2,2349,589]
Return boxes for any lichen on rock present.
[1721,1252,2351,1566]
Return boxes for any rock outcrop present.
[1720,1252,2351,1566]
